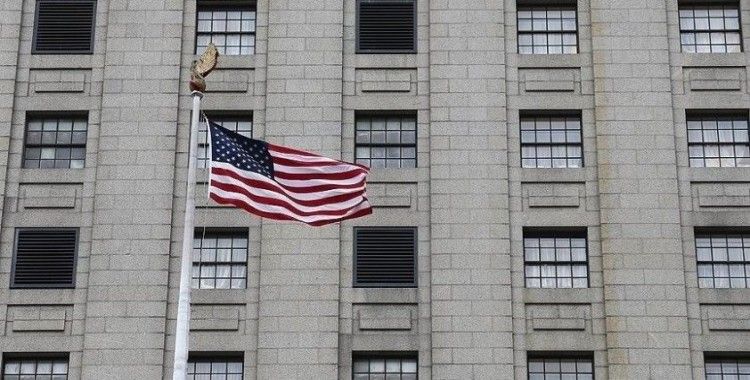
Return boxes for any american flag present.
[207,121,373,226]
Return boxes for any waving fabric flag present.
[207,121,373,226]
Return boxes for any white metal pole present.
[173,91,203,380]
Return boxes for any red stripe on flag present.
[211,179,367,213]
[209,192,373,227]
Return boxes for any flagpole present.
[173,90,202,380]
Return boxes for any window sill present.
[696,288,750,304]
[517,167,588,183]
[198,54,255,70]
[515,53,586,68]
[367,167,424,183]
[522,287,599,304]
[191,288,252,304]
[684,167,750,183]
[5,288,77,304]
[350,287,419,304]
[18,168,86,184]
[675,52,747,67]
[30,54,95,69]
[352,54,419,69]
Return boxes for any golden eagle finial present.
[190,43,219,92]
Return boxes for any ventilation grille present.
[34,0,96,53]
[12,229,78,288]
[357,0,415,52]
[355,227,416,287]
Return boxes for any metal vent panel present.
[355,227,416,287]
[34,0,96,53]
[12,229,78,288]
[357,0,416,52]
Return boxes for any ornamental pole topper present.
[189,43,219,92]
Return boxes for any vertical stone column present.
[0,0,21,231]
[256,1,343,379]
[81,1,183,378]
[429,0,513,378]
[590,1,691,378]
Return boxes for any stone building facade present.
[0,0,749,379]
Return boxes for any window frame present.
[194,1,257,56]
[527,352,595,380]
[187,352,244,380]
[10,227,79,289]
[356,0,418,54]
[686,110,750,168]
[192,228,249,290]
[516,4,580,55]
[2,352,70,379]
[519,111,584,169]
[22,112,89,170]
[695,228,750,289]
[352,351,419,380]
[32,0,97,55]
[353,226,418,288]
[523,228,590,289]
[354,111,418,169]
[678,2,743,53]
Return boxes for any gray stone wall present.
[428,0,513,379]
[591,1,691,378]
[0,0,749,379]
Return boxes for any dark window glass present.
[696,232,750,289]
[192,230,248,289]
[353,353,417,380]
[11,229,78,288]
[354,227,417,287]
[2,354,69,380]
[357,0,416,53]
[199,117,253,168]
[687,114,750,168]
[521,115,583,168]
[23,116,87,169]
[33,0,96,54]
[528,355,593,380]
[518,7,578,54]
[188,355,243,380]
[196,3,256,55]
[524,231,588,289]
[679,4,742,53]
[355,114,417,169]
[705,357,750,379]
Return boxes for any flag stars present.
[209,123,274,179]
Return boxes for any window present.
[355,113,417,169]
[696,231,750,289]
[354,227,417,287]
[518,6,578,54]
[520,114,583,168]
[357,0,416,53]
[679,4,742,53]
[23,115,87,169]
[524,230,588,289]
[200,116,253,168]
[196,3,256,55]
[33,0,96,54]
[188,354,243,380]
[528,354,593,380]
[705,355,750,380]
[11,229,78,288]
[687,113,750,168]
[353,353,417,380]
[192,230,248,289]
[2,354,69,380]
